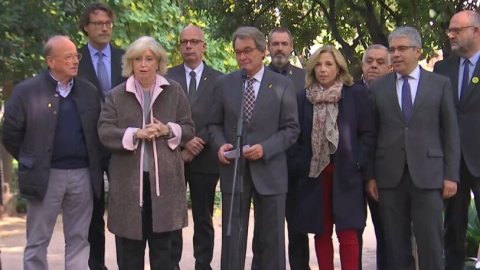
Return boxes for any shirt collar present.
[87,42,111,59]
[250,66,265,82]
[463,49,480,66]
[48,71,74,88]
[269,63,288,75]
[396,65,420,81]
[184,61,204,76]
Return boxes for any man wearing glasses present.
[166,25,223,270]
[77,3,125,270]
[2,35,103,270]
[434,10,480,270]
[368,26,460,269]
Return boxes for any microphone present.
[240,68,247,79]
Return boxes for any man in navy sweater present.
[2,35,103,270]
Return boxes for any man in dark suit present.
[166,25,223,270]
[434,10,480,270]
[264,27,308,270]
[361,44,390,270]
[209,26,299,270]
[368,26,460,270]
[77,3,125,270]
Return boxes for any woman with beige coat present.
[98,36,194,270]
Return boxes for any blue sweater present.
[50,94,89,169]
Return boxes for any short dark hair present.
[268,27,293,44]
[80,2,116,36]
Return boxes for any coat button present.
[53,111,57,115]
[405,127,408,131]
[54,94,59,97]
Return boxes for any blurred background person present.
[292,45,375,270]
[360,44,391,270]
[78,3,125,269]
[98,36,194,270]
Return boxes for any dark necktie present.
[96,51,110,95]
[402,76,413,122]
[245,77,256,122]
[188,70,196,102]
[460,59,470,100]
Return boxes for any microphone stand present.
[227,70,247,270]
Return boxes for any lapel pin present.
[289,70,293,75]
[472,77,479,84]
[203,77,207,81]
[48,103,52,108]
[269,84,273,88]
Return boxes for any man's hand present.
[443,179,458,199]
[366,179,379,202]
[218,143,234,164]
[243,144,264,161]
[185,137,205,156]
[182,150,195,162]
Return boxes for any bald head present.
[179,25,207,69]
[449,10,480,58]
[45,35,79,84]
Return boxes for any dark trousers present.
[252,172,310,270]
[365,196,388,270]
[379,167,443,270]
[221,164,286,270]
[88,175,107,270]
[171,170,219,270]
[444,158,480,270]
[116,173,173,270]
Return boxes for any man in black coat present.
[433,10,480,270]
[253,27,308,270]
[166,25,223,270]
[77,3,125,270]
[360,44,391,270]
[2,35,103,270]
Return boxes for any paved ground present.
[0,209,377,270]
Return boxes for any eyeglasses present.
[388,46,417,53]
[235,47,256,56]
[89,21,114,29]
[446,26,474,35]
[179,39,205,46]
[54,53,82,62]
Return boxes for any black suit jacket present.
[434,56,480,177]
[268,63,306,93]
[166,63,223,174]
[78,44,125,100]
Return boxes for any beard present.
[271,53,289,67]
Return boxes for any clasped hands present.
[136,117,170,141]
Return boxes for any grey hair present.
[363,44,391,65]
[232,26,266,51]
[388,26,422,48]
[122,36,169,77]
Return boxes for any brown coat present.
[98,75,194,240]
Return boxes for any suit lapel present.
[250,69,273,122]
[449,57,460,103]
[461,58,480,104]
[175,66,188,96]
[409,69,429,123]
[80,47,101,89]
[386,73,404,122]
[110,44,123,86]
[190,65,212,106]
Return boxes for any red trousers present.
[314,163,359,270]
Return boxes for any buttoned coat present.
[98,76,194,240]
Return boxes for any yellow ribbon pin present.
[48,103,52,108]
[472,77,479,84]
[269,84,273,88]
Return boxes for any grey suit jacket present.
[166,63,223,174]
[208,68,300,195]
[78,44,125,100]
[371,68,460,189]
[434,56,480,177]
